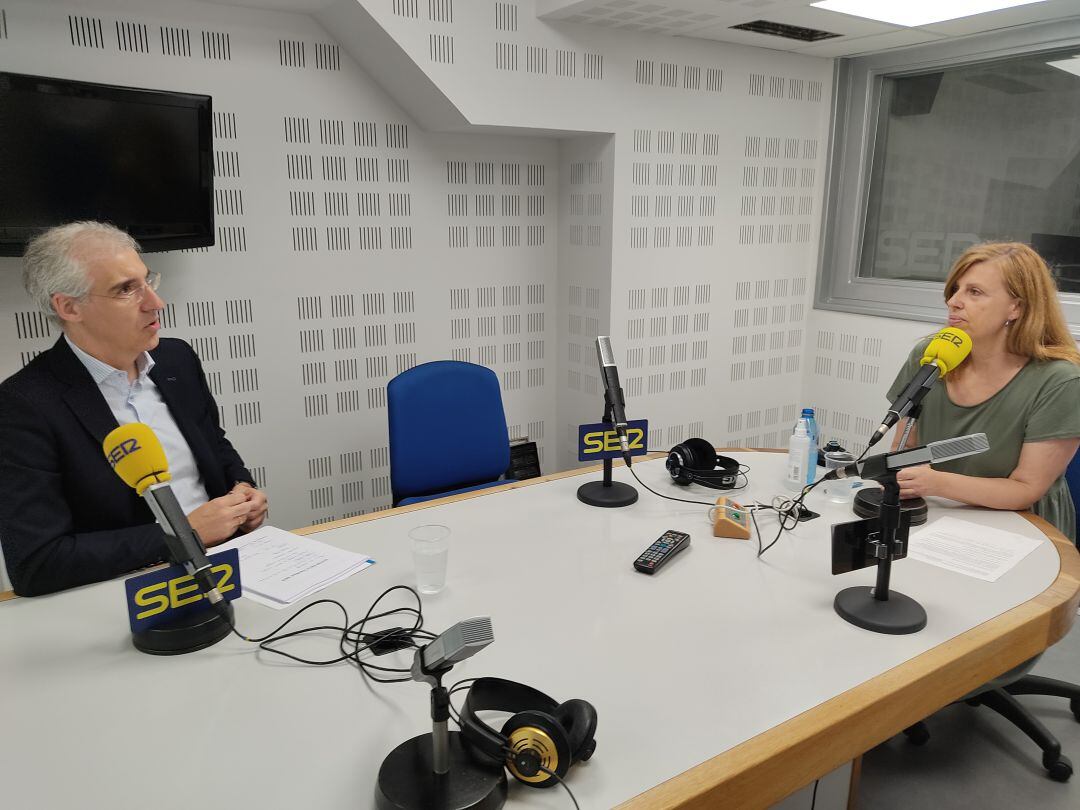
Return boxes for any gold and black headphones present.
[667,438,742,490]
[459,677,598,787]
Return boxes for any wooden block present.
[713,496,751,539]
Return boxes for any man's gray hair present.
[22,221,140,324]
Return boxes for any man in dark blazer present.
[0,222,267,596]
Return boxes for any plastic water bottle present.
[785,419,812,491]
[803,408,816,473]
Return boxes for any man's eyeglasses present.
[86,271,162,303]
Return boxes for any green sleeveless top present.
[887,339,1080,541]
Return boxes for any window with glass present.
[818,21,1080,329]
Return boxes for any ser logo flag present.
[578,419,649,461]
[124,548,242,634]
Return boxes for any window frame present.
[816,19,1080,335]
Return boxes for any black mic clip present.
[602,392,632,467]
[414,651,454,689]
[430,681,451,723]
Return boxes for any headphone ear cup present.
[501,710,571,786]
[554,698,598,763]
[667,444,694,485]
[683,438,718,471]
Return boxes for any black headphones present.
[459,677,598,787]
[667,438,741,490]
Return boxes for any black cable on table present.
[222,585,436,681]
[537,763,581,810]
[753,476,828,558]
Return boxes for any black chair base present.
[900,674,1080,782]
[901,720,931,747]
[1003,674,1080,721]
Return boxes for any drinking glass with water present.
[410,524,450,594]
[824,450,860,503]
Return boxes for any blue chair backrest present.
[387,361,510,503]
[1066,447,1080,540]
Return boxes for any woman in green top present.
[886,242,1080,541]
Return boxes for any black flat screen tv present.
[0,72,213,256]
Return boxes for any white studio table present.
[1,452,1077,810]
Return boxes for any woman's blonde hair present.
[944,242,1080,365]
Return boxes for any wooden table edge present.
[287,449,1079,809]
[612,514,1080,809]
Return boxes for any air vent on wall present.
[730,20,840,42]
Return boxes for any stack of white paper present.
[214,525,374,609]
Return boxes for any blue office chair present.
[387,360,513,506]
[901,447,1080,781]
[1066,448,1080,552]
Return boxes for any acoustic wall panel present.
[611,114,820,453]
[803,309,933,456]
[0,0,832,533]
[346,2,830,457]
[557,134,614,469]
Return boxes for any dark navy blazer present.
[0,337,252,596]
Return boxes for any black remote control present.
[633,530,691,574]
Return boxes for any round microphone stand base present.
[131,601,233,655]
[834,586,927,635]
[577,479,638,508]
[375,731,507,810]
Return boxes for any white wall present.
[0,0,837,534]
[556,133,615,468]
[340,0,835,451]
[803,309,937,456]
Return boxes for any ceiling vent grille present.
[731,20,840,43]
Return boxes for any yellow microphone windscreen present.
[103,423,171,496]
[920,327,972,377]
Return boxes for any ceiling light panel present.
[810,0,1049,28]
[1047,56,1080,77]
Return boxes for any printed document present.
[907,516,1042,582]
[215,525,374,608]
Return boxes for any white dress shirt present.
[65,335,211,515]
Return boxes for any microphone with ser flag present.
[104,422,228,609]
[104,422,235,653]
[867,327,971,448]
[577,336,639,507]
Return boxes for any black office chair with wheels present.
[901,449,1080,781]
